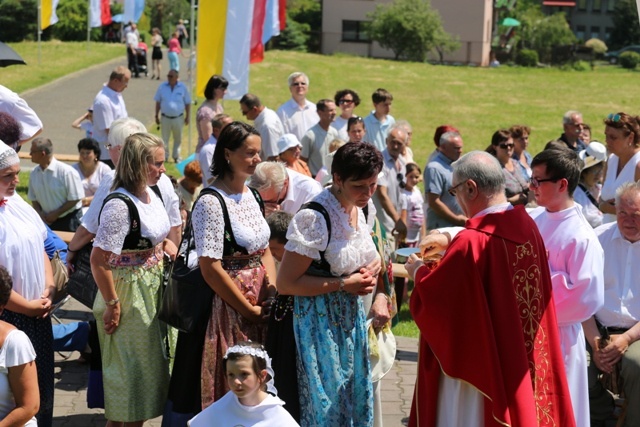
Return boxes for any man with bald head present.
[372,124,409,242]
[405,151,575,427]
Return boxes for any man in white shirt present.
[249,161,322,216]
[0,84,43,149]
[240,93,284,161]
[28,137,84,231]
[92,66,130,167]
[362,88,395,152]
[154,69,191,163]
[126,23,140,78]
[584,181,640,426]
[528,147,604,427]
[300,99,338,177]
[276,72,319,141]
[373,125,408,241]
[199,114,232,186]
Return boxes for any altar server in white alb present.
[528,147,604,427]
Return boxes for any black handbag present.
[159,187,265,333]
[66,243,98,308]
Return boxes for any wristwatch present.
[339,278,346,292]
[105,297,120,306]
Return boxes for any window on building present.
[342,20,371,43]
[576,25,586,41]
[592,0,602,12]
[605,27,613,40]
[607,0,615,12]
[578,0,587,10]
[591,26,601,39]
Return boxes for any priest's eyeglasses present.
[448,181,465,197]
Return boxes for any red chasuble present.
[409,206,575,427]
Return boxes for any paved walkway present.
[53,297,417,426]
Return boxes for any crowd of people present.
[2,64,640,427]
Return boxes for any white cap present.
[579,141,607,170]
[277,134,300,155]
[0,140,20,170]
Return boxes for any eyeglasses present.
[498,143,515,149]
[263,183,287,206]
[529,177,559,188]
[448,180,466,197]
[608,113,621,122]
[291,82,307,87]
[339,99,354,105]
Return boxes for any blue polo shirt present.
[425,151,463,230]
[154,81,191,117]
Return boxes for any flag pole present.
[187,0,196,155]
[37,0,42,65]
[87,0,91,53]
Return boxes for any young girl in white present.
[188,341,299,427]
[400,163,426,247]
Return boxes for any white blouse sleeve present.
[93,198,130,254]
[2,330,36,368]
[192,193,225,259]
[285,208,329,260]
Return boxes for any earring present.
[337,188,342,195]
[226,159,230,165]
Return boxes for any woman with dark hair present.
[489,129,529,205]
[333,89,361,140]
[0,265,40,427]
[90,132,172,426]
[166,122,277,422]
[0,112,22,151]
[196,75,229,153]
[510,124,532,179]
[599,112,640,223]
[276,142,384,426]
[72,137,111,209]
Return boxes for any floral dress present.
[93,187,170,422]
[285,189,379,426]
[192,187,270,408]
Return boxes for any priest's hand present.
[404,254,424,282]
[597,333,630,372]
[419,231,450,258]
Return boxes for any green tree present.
[0,0,37,42]
[287,0,321,52]
[514,4,576,63]
[368,0,457,62]
[273,11,310,52]
[609,0,640,50]
[52,0,101,41]
[146,0,191,42]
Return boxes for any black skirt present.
[152,46,163,60]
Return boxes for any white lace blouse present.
[191,187,270,259]
[285,189,379,277]
[94,188,170,254]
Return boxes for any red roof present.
[542,0,576,6]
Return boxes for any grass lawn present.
[1,41,124,93]
[12,47,640,338]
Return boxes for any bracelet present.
[105,297,120,306]
[338,277,346,292]
[375,292,390,303]
[67,247,77,253]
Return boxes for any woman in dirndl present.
[276,142,384,426]
[90,132,172,426]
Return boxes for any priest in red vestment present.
[405,151,575,427]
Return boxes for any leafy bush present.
[52,0,101,41]
[619,51,640,69]
[0,0,38,42]
[516,49,538,67]
[571,60,591,71]
[585,38,607,55]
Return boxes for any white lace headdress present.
[224,343,278,395]
[0,140,19,170]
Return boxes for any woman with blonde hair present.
[91,132,172,426]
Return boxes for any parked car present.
[605,45,640,64]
